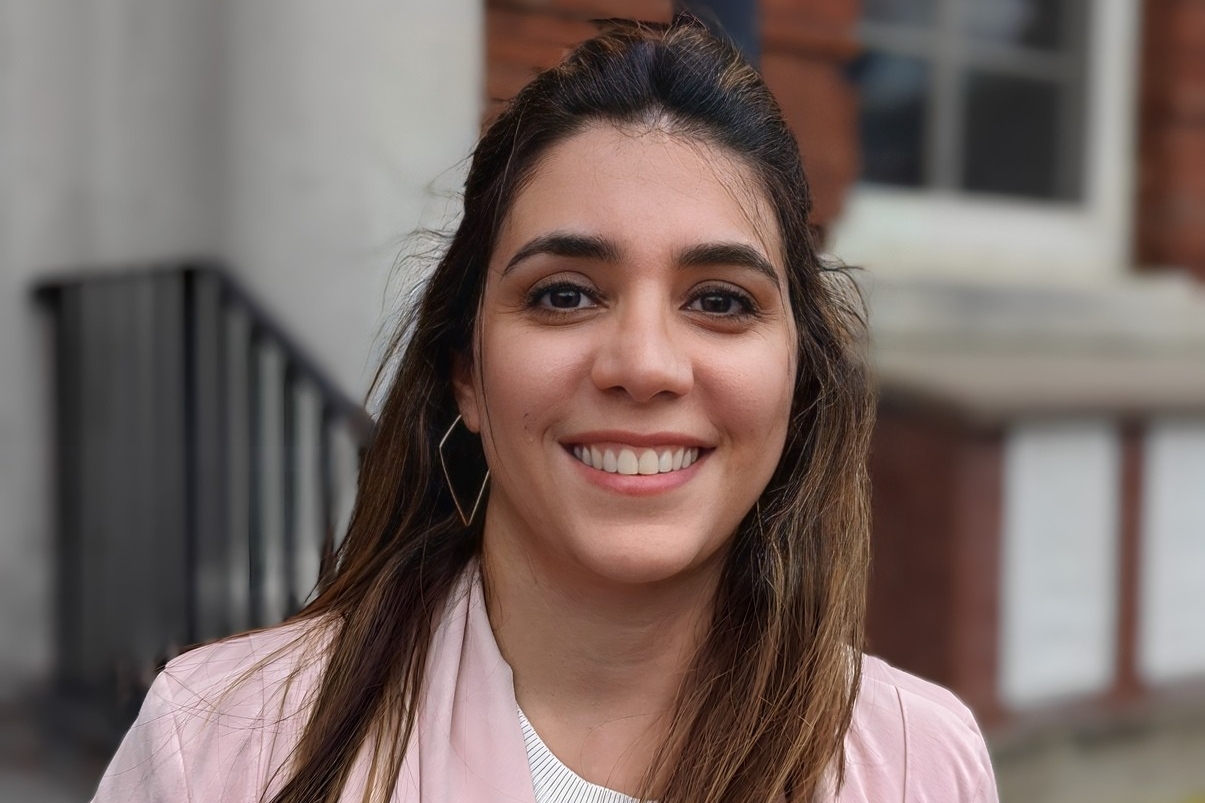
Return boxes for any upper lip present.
[560,430,712,449]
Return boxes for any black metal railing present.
[36,262,374,731]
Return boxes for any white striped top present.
[518,707,642,803]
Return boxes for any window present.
[829,0,1142,283]
[853,0,1088,201]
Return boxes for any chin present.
[567,530,729,589]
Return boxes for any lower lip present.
[563,447,707,496]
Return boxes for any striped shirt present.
[518,707,641,803]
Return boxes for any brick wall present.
[1137,0,1205,281]
[485,1,674,121]
[760,0,860,232]
[867,410,1006,724]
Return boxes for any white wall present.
[1141,418,1205,683]
[1000,419,1122,707]
[0,0,481,696]
[223,0,481,395]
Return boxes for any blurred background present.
[2,1,1204,801]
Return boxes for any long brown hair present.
[268,17,874,803]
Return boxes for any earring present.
[439,414,490,526]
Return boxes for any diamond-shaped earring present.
[439,414,490,526]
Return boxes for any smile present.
[570,444,701,475]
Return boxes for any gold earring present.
[439,414,490,526]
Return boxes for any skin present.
[453,123,798,795]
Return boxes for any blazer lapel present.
[412,565,536,802]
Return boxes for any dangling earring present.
[439,414,490,526]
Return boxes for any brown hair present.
[268,17,874,803]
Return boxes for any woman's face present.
[455,123,797,590]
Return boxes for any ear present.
[451,349,482,434]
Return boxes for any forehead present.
[492,124,784,270]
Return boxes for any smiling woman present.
[460,125,796,598]
[91,16,998,803]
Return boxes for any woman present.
[92,18,997,803]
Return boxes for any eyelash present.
[523,280,761,320]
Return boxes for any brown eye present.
[687,287,756,318]
[526,280,600,313]
[548,288,584,308]
[698,294,735,314]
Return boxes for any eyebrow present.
[503,232,620,274]
[675,242,781,290]
[502,231,781,289]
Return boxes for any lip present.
[560,430,712,449]
[560,433,711,496]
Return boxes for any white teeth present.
[638,449,660,475]
[617,448,639,475]
[603,449,618,473]
[572,444,702,475]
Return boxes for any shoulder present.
[838,654,998,802]
[91,617,336,803]
[161,616,332,709]
[155,616,336,763]
[856,654,982,735]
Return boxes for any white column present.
[223,0,482,398]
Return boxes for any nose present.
[590,295,693,403]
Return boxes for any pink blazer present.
[91,569,998,802]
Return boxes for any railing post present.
[35,261,375,741]
[282,365,300,612]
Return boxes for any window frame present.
[829,0,1143,283]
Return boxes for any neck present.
[482,532,721,796]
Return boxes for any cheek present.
[478,326,591,434]
[704,342,796,445]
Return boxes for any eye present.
[686,285,758,318]
[693,293,741,315]
[526,280,600,312]
[545,287,587,309]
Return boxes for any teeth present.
[572,445,700,475]
[617,449,639,475]
[603,449,617,472]
[638,450,660,475]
